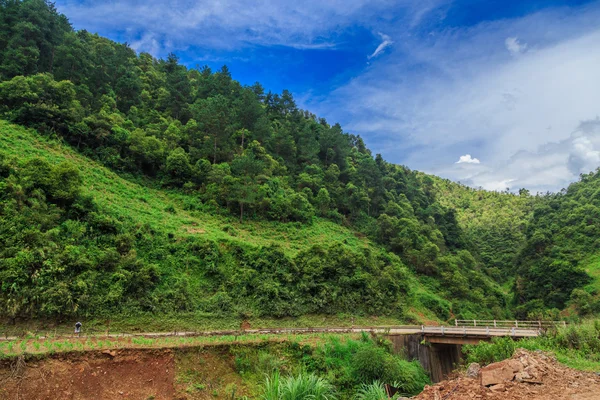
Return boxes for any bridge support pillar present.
[386,334,463,383]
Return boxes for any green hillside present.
[1,0,599,327]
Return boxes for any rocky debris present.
[466,363,480,378]
[413,349,600,400]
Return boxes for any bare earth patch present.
[0,349,176,400]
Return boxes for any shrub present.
[464,336,518,365]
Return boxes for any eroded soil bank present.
[0,346,250,400]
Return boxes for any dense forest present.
[0,0,598,324]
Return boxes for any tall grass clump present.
[353,380,416,399]
[261,371,337,400]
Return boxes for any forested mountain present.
[0,0,597,324]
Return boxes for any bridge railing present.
[454,320,566,329]
[422,325,541,337]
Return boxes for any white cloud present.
[456,154,480,164]
[505,37,527,56]
[368,33,393,59]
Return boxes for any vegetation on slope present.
[433,177,532,282]
[0,0,599,324]
[514,171,600,318]
[0,122,428,320]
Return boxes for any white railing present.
[421,325,540,337]
[454,319,567,329]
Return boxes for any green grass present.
[0,120,368,256]
[0,331,358,358]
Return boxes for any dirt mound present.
[414,349,600,400]
[0,349,176,400]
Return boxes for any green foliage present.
[307,336,429,397]
[463,337,517,365]
[261,371,337,400]
[513,171,600,313]
[353,381,388,400]
[2,0,600,323]
[416,293,451,321]
[353,381,407,400]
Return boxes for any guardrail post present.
[515,320,518,328]
[473,320,476,327]
[511,327,516,336]
[494,320,496,328]
[421,325,424,333]
[441,326,445,335]
[486,326,490,336]
[455,319,458,327]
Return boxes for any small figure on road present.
[75,321,82,336]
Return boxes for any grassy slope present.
[0,121,446,330]
[0,120,367,256]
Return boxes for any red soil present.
[0,349,176,400]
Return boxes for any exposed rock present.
[466,362,481,378]
[480,363,515,386]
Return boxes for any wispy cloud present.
[308,2,600,192]
[368,32,393,59]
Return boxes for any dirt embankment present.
[0,349,176,400]
[0,346,253,400]
[414,349,600,400]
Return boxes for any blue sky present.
[55,0,600,192]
